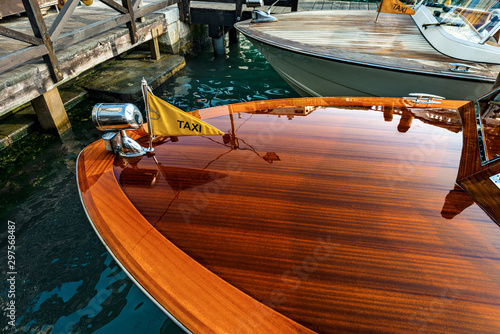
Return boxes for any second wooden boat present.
[235,2,500,100]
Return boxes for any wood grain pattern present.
[78,132,315,333]
[79,96,500,333]
[235,10,500,79]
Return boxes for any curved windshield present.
[423,0,500,44]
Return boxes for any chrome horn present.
[92,103,147,157]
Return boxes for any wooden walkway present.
[189,0,379,17]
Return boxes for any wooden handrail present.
[0,0,178,80]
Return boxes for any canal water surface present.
[0,37,298,333]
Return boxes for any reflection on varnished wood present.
[157,165,227,192]
[397,109,413,133]
[441,185,476,219]
[119,167,160,188]
[112,103,500,333]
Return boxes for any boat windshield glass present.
[422,0,500,45]
[475,89,500,164]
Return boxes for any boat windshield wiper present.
[422,21,461,29]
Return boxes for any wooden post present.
[149,26,162,61]
[122,0,138,44]
[229,28,239,44]
[22,0,63,82]
[291,0,298,12]
[31,87,71,135]
[235,0,243,23]
[209,25,225,55]
[178,0,191,23]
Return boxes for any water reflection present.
[156,37,299,111]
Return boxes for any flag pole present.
[375,0,383,22]
[141,78,154,152]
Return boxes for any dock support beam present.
[229,28,239,44]
[31,87,71,135]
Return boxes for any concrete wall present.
[157,7,193,55]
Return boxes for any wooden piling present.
[149,26,163,61]
[31,87,71,135]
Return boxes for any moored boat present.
[77,82,500,332]
[235,1,500,100]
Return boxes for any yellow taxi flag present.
[148,92,224,137]
[377,0,416,15]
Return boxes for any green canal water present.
[0,37,298,333]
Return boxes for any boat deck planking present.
[79,97,500,333]
[236,10,500,78]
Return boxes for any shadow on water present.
[0,36,297,333]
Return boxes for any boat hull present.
[247,37,494,100]
[79,96,500,333]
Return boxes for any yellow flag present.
[148,92,224,137]
[377,0,415,15]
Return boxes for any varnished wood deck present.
[79,96,500,333]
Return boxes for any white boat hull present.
[248,37,494,101]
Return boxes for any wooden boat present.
[234,2,500,100]
[77,87,500,333]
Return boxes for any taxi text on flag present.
[147,91,224,137]
[377,0,416,15]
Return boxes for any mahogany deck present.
[235,10,500,78]
[78,96,500,333]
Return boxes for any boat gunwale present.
[75,146,193,334]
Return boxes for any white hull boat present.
[235,3,500,100]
